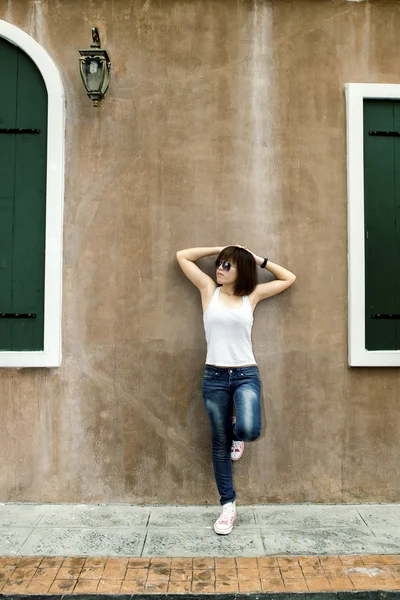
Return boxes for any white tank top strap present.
[211,286,220,304]
[243,294,251,307]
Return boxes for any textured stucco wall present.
[0,0,399,504]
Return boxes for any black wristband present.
[260,258,268,268]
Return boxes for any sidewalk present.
[2,502,400,557]
[0,502,400,595]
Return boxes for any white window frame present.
[0,20,65,367]
[346,82,400,367]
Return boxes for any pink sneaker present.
[231,416,245,461]
[214,501,236,535]
[231,440,244,461]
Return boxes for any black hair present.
[216,246,257,296]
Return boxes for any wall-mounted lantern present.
[79,27,111,107]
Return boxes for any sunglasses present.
[215,259,237,272]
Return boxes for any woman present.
[176,245,296,534]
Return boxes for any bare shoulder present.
[200,281,218,314]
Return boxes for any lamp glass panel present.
[82,57,104,92]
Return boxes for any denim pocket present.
[203,370,219,380]
[239,368,260,380]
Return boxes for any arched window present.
[0,21,64,367]
[346,83,400,366]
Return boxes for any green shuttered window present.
[363,100,400,351]
[0,37,47,351]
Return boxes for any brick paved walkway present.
[1,555,400,595]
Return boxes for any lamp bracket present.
[91,27,101,48]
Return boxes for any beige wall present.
[1,0,399,504]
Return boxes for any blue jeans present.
[202,364,262,505]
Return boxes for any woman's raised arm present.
[176,247,222,291]
[176,247,223,261]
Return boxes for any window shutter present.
[0,38,47,350]
[363,99,400,350]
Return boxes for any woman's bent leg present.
[232,371,262,442]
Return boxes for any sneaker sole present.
[214,525,233,535]
[231,454,243,461]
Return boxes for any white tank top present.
[203,286,257,367]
